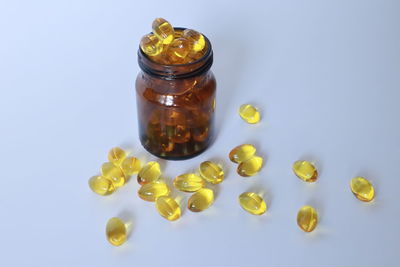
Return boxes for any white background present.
[1,0,399,266]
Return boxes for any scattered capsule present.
[292,160,318,182]
[297,206,318,233]
[229,144,257,163]
[237,156,263,177]
[106,217,127,246]
[138,181,170,202]
[350,177,375,202]
[199,161,224,184]
[88,175,115,196]
[156,196,181,221]
[167,37,191,63]
[173,173,205,192]
[137,161,161,185]
[238,192,267,215]
[182,29,205,52]
[121,157,141,176]
[140,34,163,56]
[108,147,127,166]
[152,18,174,45]
[188,188,214,212]
[239,104,260,124]
[101,162,126,188]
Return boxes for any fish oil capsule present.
[137,161,161,185]
[229,144,257,163]
[237,156,263,177]
[199,161,224,184]
[182,29,205,52]
[350,177,375,202]
[188,188,214,212]
[152,18,174,45]
[88,175,115,196]
[239,104,260,124]
[156,196,181,221]
[297,206,318,233]
[108,147,127,166]
[101,162,126,188]
[106,217,127,246]
[121,157,141,176]
[167,37,191,63]
[140,34,163,56]
[138,181,170,202]
[238,192,267,215]
[173,173,205,192]
[292,160,318,182]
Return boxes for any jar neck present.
[137,28,213,80]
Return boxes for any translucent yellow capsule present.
[137,161,161,185]
[188,188,214,212]
[106,217,127,246]
[239,104,260,124]
[108,147,127,166]
[121,157,141,176]
[182,29,205,52]
[152,18,174,45]
[88,175,115,196]
[173,173,205,192]
[238,192,267,215]
[297,206,318,233]
[138,181,170,202]
[156,196,181,221]
[229,144,257,163]
[140,34,163,56]
[292,160,318,182]
[101,162,125,188]
[199,161,224,184]
[237,156,263,177]
[166,38,191,64]
[350,177,375,202]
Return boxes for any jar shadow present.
[211,29,247,138]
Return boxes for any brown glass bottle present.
[136,28,216,160]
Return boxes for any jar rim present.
[137,27,213,80]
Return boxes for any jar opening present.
[138,27,213,80]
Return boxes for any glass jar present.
[135,28,216,160]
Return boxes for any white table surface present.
[1,0,399,266]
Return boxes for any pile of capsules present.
[90,106,376,246]
[140,18,207,65]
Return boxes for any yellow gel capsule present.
[101,162,126,188]
[106,217,127,246]
[239,104,260,124]
[199,161,224,184]
[173,173,205,192]
[137,161,161,185]
[88,175,115,196]
[229,144,257,163]
[237,156,263,177]
[292,160,318,182]
[156,196,181,221]
[182,29,205,52]
[188,188,214,212]
[121,157,141,176]
[108,147,127,166]
[140,33,163,56]
[350,177,375,202]
[238,192,267,215]
[297,206,318,233]
[167,38,191,64]
[152,18,174,45]
[138,181,170,202]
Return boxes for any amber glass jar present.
[136,28,216,160]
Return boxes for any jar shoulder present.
[136,71,216,99]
